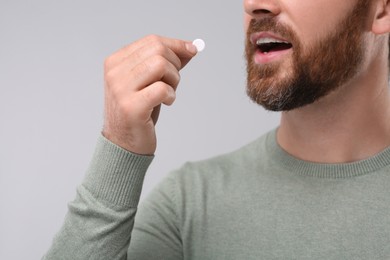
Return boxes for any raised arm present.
[43,35,198,260]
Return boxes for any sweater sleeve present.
[43,135,154,260]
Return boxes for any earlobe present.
[372,0,390,35]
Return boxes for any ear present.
[372,0,390,35]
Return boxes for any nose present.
[243,0,281,18]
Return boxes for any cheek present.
[288,1,354,43]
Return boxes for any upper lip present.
[250,32,291,46]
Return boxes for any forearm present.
[43,135,153,260]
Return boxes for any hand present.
[102,35,198,155]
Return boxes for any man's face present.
[244,0,371,111]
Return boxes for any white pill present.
[193,39,205,52]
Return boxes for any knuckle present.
[159,83,173,99]
[173,72,181,87]
[104,69,117,85]
[151,42,166,55]
[157,82,169,93]
[143,83,165,104]
[177,72,181,82]
[104,56,114,72]
[145,34,161,43]
[150,55,169,75]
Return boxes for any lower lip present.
[254,49,292,64]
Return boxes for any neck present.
[277,57,390,163]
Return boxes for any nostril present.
[253,9,272,15]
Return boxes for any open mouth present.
[256,38,292,54]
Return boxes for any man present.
[45,0,390,259]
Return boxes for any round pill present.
[193,39,205,52]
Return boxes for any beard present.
[245,0,370,111]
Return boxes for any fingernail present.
[185,42,198,55]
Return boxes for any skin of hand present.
[102,35,198,155]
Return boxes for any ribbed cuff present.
[83,135,154,208]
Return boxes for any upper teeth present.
[256,38,289,45]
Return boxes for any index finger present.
[109,34,198,70]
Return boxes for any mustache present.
[246,18,297,44]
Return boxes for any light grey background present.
[0,1,279,259]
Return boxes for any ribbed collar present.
[265,129,390,179]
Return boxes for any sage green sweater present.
[44,129,390,259]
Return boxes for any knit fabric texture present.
[44,130,390,259]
